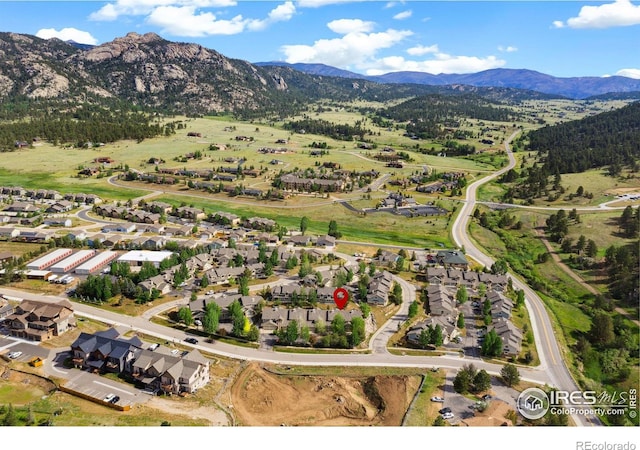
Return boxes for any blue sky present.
[1,0,639,78]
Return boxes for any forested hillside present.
[0,103,176,150]
[526,101,640,174]
[374,94,520,140]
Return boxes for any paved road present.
[0,287,553,386]
[450,130,600,427]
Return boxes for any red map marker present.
[333,288,349,310]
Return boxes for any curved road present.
[451,130,599,427]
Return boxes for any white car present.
[441,412,454,420]
[103,393,116,402]
[8,351,22,359]
[430,396,445,402]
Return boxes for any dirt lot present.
[231,363,421,426]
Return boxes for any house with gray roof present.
[71,328,210,395]
[488,290,514,319]
[367,270,393,305]
[427,284,456,316]
[436,249,469,268]
[490,318,523,356]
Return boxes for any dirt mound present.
[231,363,420,426]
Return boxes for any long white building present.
[50,250,96,273]
[26,248,73,270]
[75,251,119,275]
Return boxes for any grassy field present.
[403,372,446,426]
[0,168,146,202]
[155,192,455,248]
[0,241,44,258]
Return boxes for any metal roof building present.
[50,250,96,273]
[75,251,119,275]
[26,248,73,270]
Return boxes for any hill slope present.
[527,101,640,173]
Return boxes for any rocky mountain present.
[259,62,640,100]
[0,31,570,118]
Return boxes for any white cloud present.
[365,53,505,76]
[393,10,412,20]
[327,18,375,34]
[281,25,412,68]
[147,6,247,36]
[553,0,640,29]
[407,44,438,56]
[92,0,294,36]
[281,20,502,75]
[36,27,99,45]
[247,1,296,31]
[497,45,518,53]
[616,68,640,79]
[89,0,237,21]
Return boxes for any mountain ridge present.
[255,62,640,99]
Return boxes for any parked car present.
[430,396,445,403]
[482,394,492,401]
[185,337,198,344]
[148,343,159,351]
[8,351,22,359]
[109,395,120,404]
[103,393,115,402]
[438,407,452,415]
[441,412,454,420]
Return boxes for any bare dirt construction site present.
[230,363,421,426]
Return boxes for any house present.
[209,212,240,227]
[316,235,336,249]
[488,291,514,319]
[101,223,137,234]
[175,206,206,221]
[427,284,456,316]
[436,250,469,269]
[288,235,311,246]
[406,315,458,346]
[0,227,20,239]
[367,271,393,305]
[5,201,40,214]
[70,328,142,373]
[139,274,173,295]
[71,328,210,395]
[0,251,15,267]
[44,218,72,228]
[103,236,124,248]
[46,200,74,214]
[0,298,14,320]
[5,299,75,341]
[489,319,523,356]
[375,250,399,266]
[67,231,87,242]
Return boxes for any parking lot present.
[440,370,521,425]
[62,366,150,409]
[0,336,50,362]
